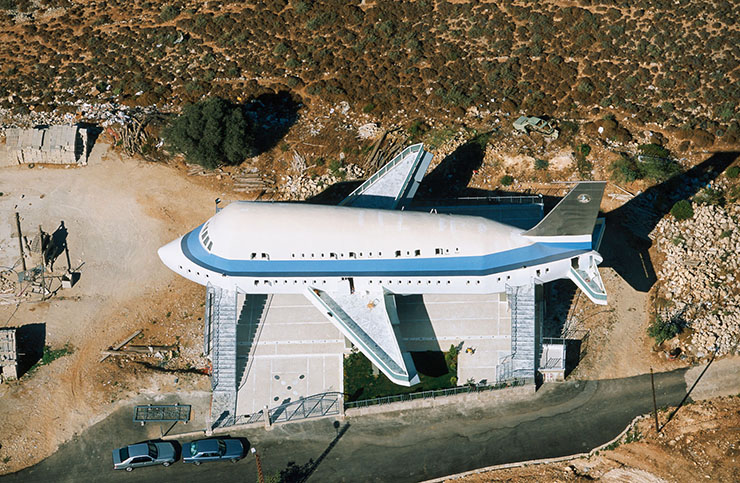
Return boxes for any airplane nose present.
[158,237,184,272]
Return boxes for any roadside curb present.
[161,429,207,441]
[423,413,649,482]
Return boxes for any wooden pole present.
[15,213,26,272]
[99,329,142,362]
[650,367,659,433]
[39,225,46,301]
[252,448,265,483]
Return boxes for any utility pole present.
[251,447,265,483]
[650,367,659,433]
[15,212,26,272]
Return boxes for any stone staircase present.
[507,284,536,381]
[209,287,238,427]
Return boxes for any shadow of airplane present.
[600,151,738,292]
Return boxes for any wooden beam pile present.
[233,171,275,194]
[363,128,407,172]
[120,117,149,157]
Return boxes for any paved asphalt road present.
[4,368,690,482]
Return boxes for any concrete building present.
[5,125,89,165]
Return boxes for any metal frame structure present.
[133,404,191,424]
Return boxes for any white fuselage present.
[158,202,598,295]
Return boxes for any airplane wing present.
[304,286,420,386]
[339,143,433,210]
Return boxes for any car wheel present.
[162,462,170,467]
[125,467,133,472]
[194,461,201,466]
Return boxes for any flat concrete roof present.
[235,292,514,416]
[235,294,344,416]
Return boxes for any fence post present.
[263,405,272,431]
[338,394,346,420]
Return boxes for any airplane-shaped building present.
[159,144,607,394]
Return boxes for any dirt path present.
[0,145,222,474]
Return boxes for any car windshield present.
[190,442,198,456]
[119,447,129,461]
[148,443,158,458]
[218,440,226,455]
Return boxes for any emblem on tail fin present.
[524,181,606,240]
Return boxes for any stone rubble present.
[280,163,364,200]
[652,203,740,356]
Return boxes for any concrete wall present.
[345,384,535,418]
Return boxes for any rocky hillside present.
[651,174,740,357]
[0,0,737,146]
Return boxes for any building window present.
[414,249,421,256]
[395,250,401,257]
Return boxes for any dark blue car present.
[183,438,245,465]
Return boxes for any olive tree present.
[164,96,254,169]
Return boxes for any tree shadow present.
[15,323,45,378]
[244,90,301,156]
[601,151,738,292]
[278,422,350,483]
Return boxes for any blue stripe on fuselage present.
[180,224,592,277]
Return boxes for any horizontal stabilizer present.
[524,182,605,239]
[339,143,432,210]
[568,255,608,305]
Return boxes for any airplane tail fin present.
[523,181,605,241]
[525,181,608,305]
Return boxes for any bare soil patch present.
[0,146,221,474]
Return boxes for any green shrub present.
[26,344,74,376]
[694,187,725,206]
[160,5,179,22]
[328,159,343,177]
[637,144,679,182]
[534,158,549,170]
[574,143,592,178]
[500,175,514,186]
[610,156,642,183]
[641,156,681,182]
[638,143,670,159]
[163,97,254,169]
[362,103,375,113]
[670,200,694,220]
[407,120,427,140]
[647,314,682,344]
[577,143,591,157]
[726,166,740,179]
